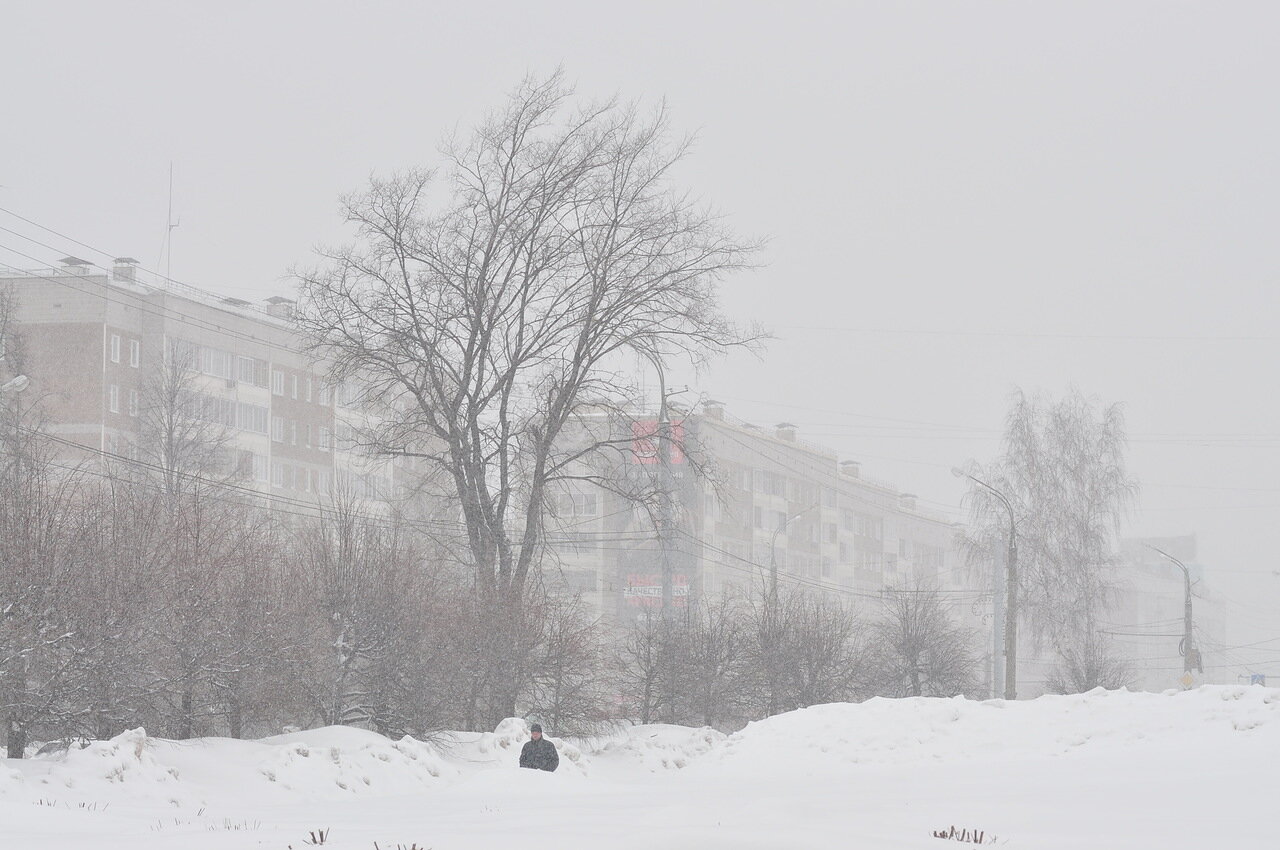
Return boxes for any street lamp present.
[768,503,819,603]
[953,467,1019,700]
[1146,545,1201,683]
[0,374,29,394]
[640,351,684,618]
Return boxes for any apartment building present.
[2,257,394,506]
[543,401,969,626]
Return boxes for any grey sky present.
[4,1,1278,663]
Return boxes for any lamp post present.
[954,468,1018,700]
[1147,545,1200,682]
[768,504,819,603]
[641,353,680,618]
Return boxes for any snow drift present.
[1,686,1275,849]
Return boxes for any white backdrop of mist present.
[3,1,1277,673]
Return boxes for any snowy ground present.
[2,686,1275,849]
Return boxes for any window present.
[271,461,285,488]
[557,491,598,516]
[271,416,284,443]
[237,402,269,435]
[318,426,331,452]
[291,375,298,400]
[304,423,312,448]
[109,334,121,363]
[237,356,257,384]
[290,421,297,445]
[252,454,269,483]
[756,470,786,497]
[129,339,140,368]
[305,377,313,403]
[128,389,138,417]
[199,346,234,379]
[108,384,119,413]
[271,370,285,396]
[319,385,331,406]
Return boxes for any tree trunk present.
[180,687,194,739]
[7,718,27,759]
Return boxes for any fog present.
[3,0,1276,706]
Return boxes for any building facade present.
[542,401,975,631]
[2,257,394,506]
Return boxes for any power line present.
[771,323,1280,343]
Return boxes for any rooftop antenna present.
[163,161,180,284]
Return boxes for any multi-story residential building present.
[542,400,973,629]
[2,257,395,507]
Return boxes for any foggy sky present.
[3,1,1277,668]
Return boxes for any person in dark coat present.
[519,723,559,772]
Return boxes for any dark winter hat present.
[530,723,543,733]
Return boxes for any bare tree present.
[788,591,869,707]
[292,494,424,728]
[1044,631,1133,694]
[684,593,752,727]
[0,304,89,756]
[296,72,758,725]
[868,587,979,698]
[525,592,612,735]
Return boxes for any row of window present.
[107,384,139,417]
[269,417,332,451]
[168,337,345,406]
[108,334,141,368]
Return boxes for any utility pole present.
[654,359,674,617]
[991,541,1006,699]
[1148,545,1200,682]
[954,468,1018,700]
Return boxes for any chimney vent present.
[839,460,861,478]
[703,399,725,421]
[263,296,296,320]
[899,493,917,510]
[776,422,797,442]
[112,257,139,283]
[59,256,92,275]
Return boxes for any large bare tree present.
[296,73,758,725]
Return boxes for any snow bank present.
[587,723,727,772]
[706,686,1280,774]
[1,687,1277,849]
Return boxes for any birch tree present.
[960,388,1137,685]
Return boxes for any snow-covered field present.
[2,686,1275,849]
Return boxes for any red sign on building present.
[631,420,685,465]
[623,573,690,607]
